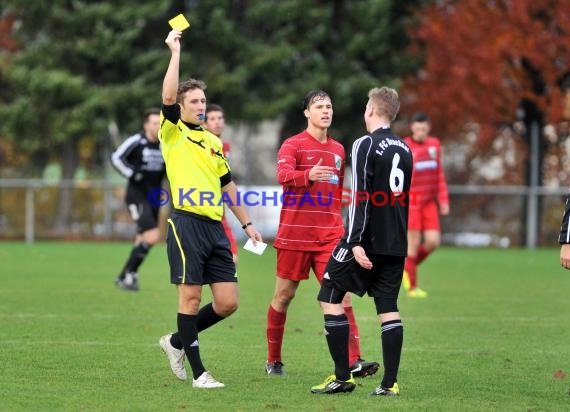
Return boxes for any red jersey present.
[222,141,231,159]
[273,131,345,251]
[403,136,449,209]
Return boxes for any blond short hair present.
[368,87,400,121]
[177,78,207,103]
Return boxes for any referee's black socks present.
[177,313,206,380]
[169,303,225,350]
[380,319,403,388]
[197,303,225,332]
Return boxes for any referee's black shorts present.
[319,240,404,299]
[126,187,159,234]
[166,210,236,285]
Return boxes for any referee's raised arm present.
[163,30,182,105]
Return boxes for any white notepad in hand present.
[243,238,267,255]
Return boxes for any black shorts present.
[126,187,159,233]
[166,210,236,285]
[321,241,405,298]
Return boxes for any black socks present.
[197,303,225,332]
[119,242,151,278]
[380,319,403,388]
[324,313,350,381]
[177,313,205,380]
[170,304,226,379]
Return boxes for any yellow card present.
[168,14,190,31]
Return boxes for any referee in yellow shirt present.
[158,29,262,389]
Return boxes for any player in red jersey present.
[205,104,238,263]
[403,112,449,298]
[265,90,379,378]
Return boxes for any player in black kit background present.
[311,87,413,396]
[111,108,166,291]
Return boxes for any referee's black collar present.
[182,120,203,131]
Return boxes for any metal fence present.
[0,179,566,247]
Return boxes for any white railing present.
[0,179,121,243]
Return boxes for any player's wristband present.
[241,222,253,230]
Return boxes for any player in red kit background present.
[403,112,449,298]
[265,90,378,378]
[205,104,238,263]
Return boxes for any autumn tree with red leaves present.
[0,15,17,52]
[401,0,570,143]
[0,13,19,170]
[401,0,570,246]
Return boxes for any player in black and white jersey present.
[111,108,166,291]
[559,193,570,269]
[311,87,413,396]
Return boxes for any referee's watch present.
[241,222,253,230]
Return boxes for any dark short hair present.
[302,89,330,110]
[143,108,160,122]
[206,104,224,114]
[412,112,430,123]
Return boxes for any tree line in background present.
[0,0,423,179]
[0,0,569,186]
[402,0,570,187]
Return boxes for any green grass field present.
[1,242,569,411]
